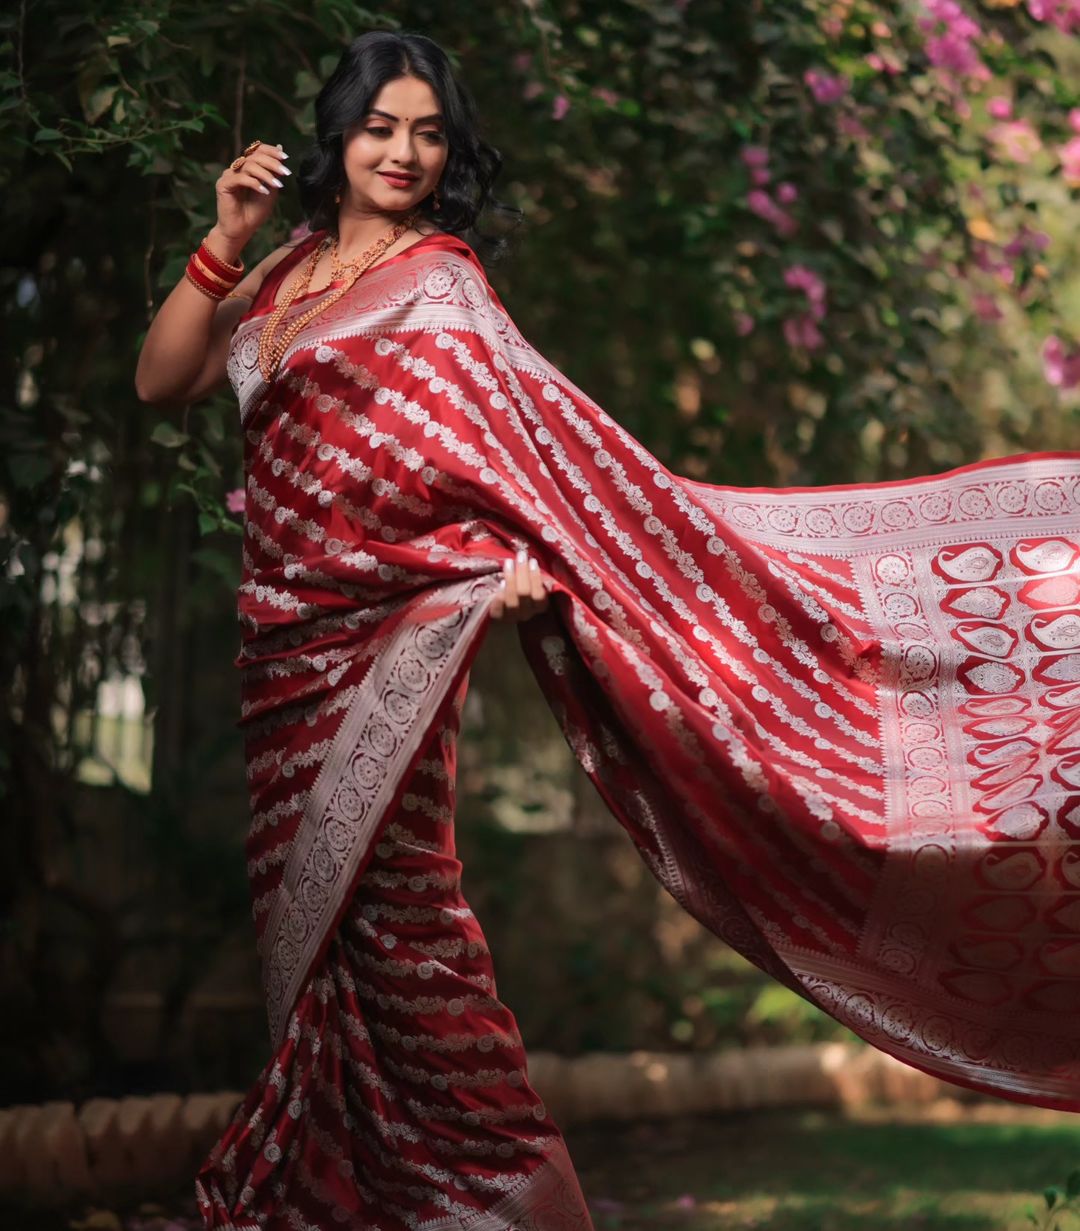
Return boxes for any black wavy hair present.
[297,30,522,262]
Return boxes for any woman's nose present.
[390,132,418,165]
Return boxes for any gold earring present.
[432,187,442,211]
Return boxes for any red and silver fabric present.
[198,225,1080,1228]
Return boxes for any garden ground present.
[8,1099,1079,1231]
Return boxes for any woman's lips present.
[379,172,418,189]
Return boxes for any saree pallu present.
[198,225,1080,1228]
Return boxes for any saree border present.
[417,1136,593,1231]
[262,573,498,1050]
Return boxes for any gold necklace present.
[257,213,418,382]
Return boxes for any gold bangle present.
[199,237,245,276]
[191,251,239,290]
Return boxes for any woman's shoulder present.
[257,227,325,278]
[413,228,483,269]
[246,228,325,305]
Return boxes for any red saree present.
[197,225,1080,1228]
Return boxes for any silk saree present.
[197,225,1080,1229]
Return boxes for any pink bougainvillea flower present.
[776,181,799,204]
[803,69,850,104]
[1042,335,1080,389]
[551,94,570,121]
[1003,226,1051,258]
[919,0,991,85]
[987,96,1013,120]
[750,167,771,186]
[740,145,770,168]
[675,1194,698,1210]
[1057,135,1080,186]
[511,52,533,73]
[866,51,901,74]
[591,86,619,107]
[522,80,544,100]
[784,264,828,321]
[1026,0,1080,32]
[783,315,825,351]
[987,119,1042,164]
[746,189,797,237]
[225,488,246,515]
[970,291,1004,322]
[837,114,871,140]
[734,312,755,337]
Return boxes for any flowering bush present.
[508,0,1080,483]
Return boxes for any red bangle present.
[199,238,245,281]
[185,258,228,300]
[191,250,239,290]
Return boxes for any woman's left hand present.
[490,549,549,622]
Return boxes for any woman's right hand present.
[213,141,292,251]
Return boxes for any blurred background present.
[4,1,1080,1227]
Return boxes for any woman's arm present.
[134,141,292,405]
[134,231,292,405]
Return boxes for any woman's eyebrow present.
[367,109,445,125]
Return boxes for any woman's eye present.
[421,132,445,144]
[366,127,392,137]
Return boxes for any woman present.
[136,27,1080,1231]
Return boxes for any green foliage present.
[4,0,1080,1092]
[1027,1166,1080,1229]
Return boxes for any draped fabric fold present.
[198,224,1080,1228]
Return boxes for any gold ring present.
[230,139,262,173]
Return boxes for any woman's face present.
[340,75,449,218]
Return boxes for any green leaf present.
[84,84,118,125]
[33,128,62,142]
[197,511,219,536]
[295,69,321,99]
[1046,1186,1061,1209]
[150,422,189,448]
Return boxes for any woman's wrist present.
[205,225,248,267]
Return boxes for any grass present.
[565,1103,1080,1231]
[5,1102,1080,1230]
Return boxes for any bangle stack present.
[185,238,245,300]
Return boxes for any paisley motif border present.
[685,456,1080,554]
[263,574,499,1049]
[418,1136,592,1231]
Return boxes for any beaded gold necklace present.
[256,213,419,383]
